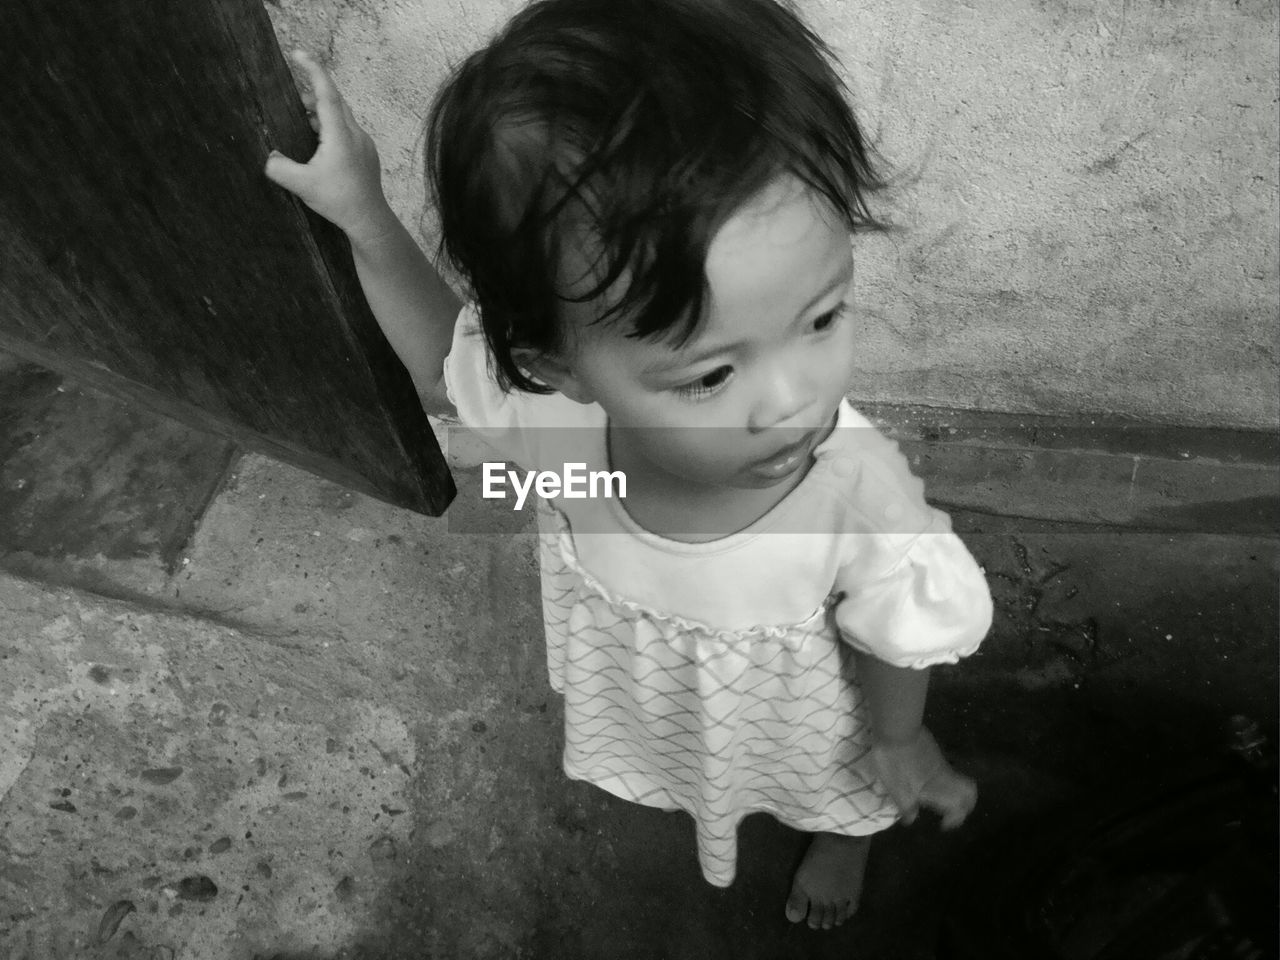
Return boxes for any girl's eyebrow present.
[796,261,855,319]
[644,262,854,376]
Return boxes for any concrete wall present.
[266,0,1279,430]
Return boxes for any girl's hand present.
[264,50,393,243]
[871,726,977,830]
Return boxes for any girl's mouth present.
[747,433,815,480]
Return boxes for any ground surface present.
[1,364,1276,959]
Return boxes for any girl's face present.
[554,175,860,491]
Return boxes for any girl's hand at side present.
[264,50,395,245]
[871,727,977,830]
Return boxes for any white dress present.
[443,304,994,887]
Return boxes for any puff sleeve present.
[442,302,532,464]
[441,301,589,471]
[830,436,993,669]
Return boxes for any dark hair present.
[426,0,888,394]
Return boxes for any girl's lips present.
[753,432,814,468]
[747,431,817,478]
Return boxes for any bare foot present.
[784,832,870,930]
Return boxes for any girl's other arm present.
[264,50,461,416]
[854,652,930,744]
[853,652,977,829]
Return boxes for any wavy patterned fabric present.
[539,503,897,886]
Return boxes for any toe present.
[833,897,856,926]
[808,902,830,930]
[785,887,810,924]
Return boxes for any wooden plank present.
[0,0,454,515]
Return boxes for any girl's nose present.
[749,365,812,432]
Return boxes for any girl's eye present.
[673,365,733,400]
[813,302,849,332]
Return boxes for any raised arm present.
[265,50,461,416]
[344,206,461,416]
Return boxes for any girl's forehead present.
[565,175,851,361]
[708,177,845,268]
[701,187,851,316]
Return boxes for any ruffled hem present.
[546,503,986,666]
[837,633,984,670]
[563,757,896,887]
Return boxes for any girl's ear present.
[512,348,596,405]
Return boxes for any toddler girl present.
[266,0,993,932]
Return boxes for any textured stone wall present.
[265,0,1279,429]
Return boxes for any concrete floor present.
[1,366,1276,960]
